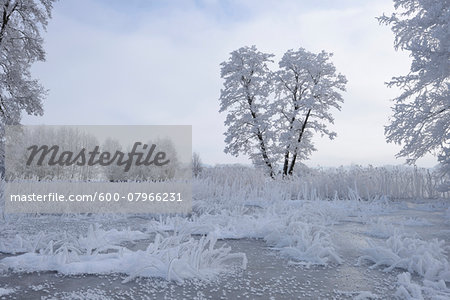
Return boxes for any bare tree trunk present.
[282,114,296,177]
[282,150,289,176]
[256,128,274,178]
[281,78,301,177]
[246,93,275,178]
[288,109,311,175]
[283,96,298,176]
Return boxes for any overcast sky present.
[23,0,437,168]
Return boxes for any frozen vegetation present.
[0,165,449,298]
[358,235,449,281]
[0,228,247,283]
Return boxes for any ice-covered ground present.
[0,171,449,299]
[0,196,448,299]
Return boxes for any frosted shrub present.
[358,235,450,282]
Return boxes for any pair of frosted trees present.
[219,1,449,184]
[219,46,347,177]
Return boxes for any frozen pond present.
[0,200,449,299]
[0,239,401,299]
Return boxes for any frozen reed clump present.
[0,226,247,283]
[358,235,450,282]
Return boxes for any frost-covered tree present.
[219,46,277,177]
[437,148,450,192]
[152,137,179,180]
[0,0,54,127]
[379,0,449,190]
[6,126,99,180]
[192,152,202,178]
[102,138,124,182]
[274,49,347,176]
[127,138,179,181]
[0,0,55,172]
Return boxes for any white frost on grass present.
[354,291,379,300]
[445,207,450,224]
[0,287,15,296]
[42,288,111,300]
[265,221,342,266]
[0,233,43,254]
[410,201,450,213]
[334,290,378,299]
[0,230,246,283]
[0,224,148,255]
[164,197,398,267]
[77,224,148,253]
[365,219,403,239]
[392,217,433,227]
[150,200,345,266]
[358,235,450,282]
[395,272,450,300]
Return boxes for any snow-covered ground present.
[0,169,449,299]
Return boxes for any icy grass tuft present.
[265,221,342,266]
[0,228,246,283]
[0,224,148,255]
[365,219,403,239]
[0,287,15,297]
[392,217,433,227]
[358,235,450,282]
[395,272,450,300]
[353,291,379,300]
[148,200,345,266]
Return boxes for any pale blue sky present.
[24,0,438,168]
